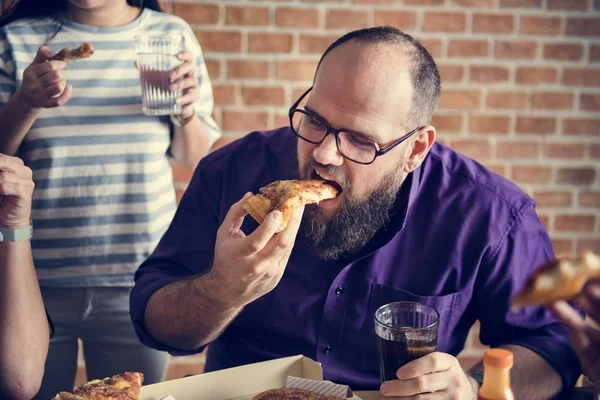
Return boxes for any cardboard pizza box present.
[140,355,371,400]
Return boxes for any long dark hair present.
[0,0,163,29]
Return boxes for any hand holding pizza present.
[549,279,600,386]
[204,192,305,310]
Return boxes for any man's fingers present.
[396,352,453,380]
[35,60,67,77]
[170,59,194,81]
[221,192,253,235]
[380,370,449,397]
[0,154,29,177]
[43,84,71,108]
[244,210,282,254]
[175,90,199,107]
[40,70,64,88]
[550,300,587,330]
[260,206,305,257]
[381,393,446,400]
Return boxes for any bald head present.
[314,26,441,130]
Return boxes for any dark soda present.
[376,335,437,382]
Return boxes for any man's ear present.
[404,125,436,173]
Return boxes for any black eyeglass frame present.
[288,86,424,165]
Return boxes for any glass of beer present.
[375,301,439,382]
[135,32,185,116]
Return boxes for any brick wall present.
[163,0,599,383]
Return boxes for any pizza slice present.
[253,388,344,400]
[244,180,340,233]
[52,371,143,400]
[512,251,600,309]
[51,42,95,61]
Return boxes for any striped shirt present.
[0,9,220,287]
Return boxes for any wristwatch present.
[0,224,33,242]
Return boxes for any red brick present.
[405,0,444,4]
[548,0,589,10]
[205,59,221,79]
[225,6,269,26]
[453,0,494,6]
[211,137,238,153]
[374,11,418,30]
[450,139,493,159]
[577,239,600,254]
[543,44,584,61]
[544,143,586,159]
[500,0,542,7]
[274,113,289,129]
[326,10,368,29]
[438,65,464,82]
[520,16,563,35]
[432,114,463,133]
[511,166,552,184]
[552,238,574,256]
[222,110,269,132]
[581,94,600,111]
[470,66,509,83]
[562,118,600,136]
[423,12,467,32]
[496,141,540,159]
[566,18,600,37]
[495,41,537,59]
[470,115,510,134]
[439,90,481,110]
[227,60,269,79]
[195,30,242,53]
[590,45,600,62]
[516,67,557,85]
[448,40,489,57]
[212,84,237,106]
[473,14,514,34]
[241,86,285,106]
[248,33,293,53]
[580,191,600,207]
[276,60,317,81]
[486,163,508,177]
[354,0,393,3]
[555,215,596,232]
[563,69,600,87]
[173,3,219,24]
[299,34,338,54]
[516,117,556,135]
[592,144,600,158]
[416,38,442,58]
[539,215,551,230]
[534,191,572,207]
[556,168,597,185]
[531,92,574,110]
[275,8,319,28]
[486,91,528,109]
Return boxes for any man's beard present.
[300,159,406,260]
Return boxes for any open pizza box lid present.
[140,355,365,400]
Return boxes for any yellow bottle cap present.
[484,349,514,368]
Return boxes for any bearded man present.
[130,27,580,399]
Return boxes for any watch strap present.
[0,224,33,242]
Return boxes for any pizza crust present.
[512,251,600,309]
[253,388,344,400]
[52,372,143,400]
[244,180,339,233]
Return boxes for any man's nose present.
[313,133,344,167]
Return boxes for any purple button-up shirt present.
[131,127,580,390]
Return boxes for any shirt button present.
[324,345,332,354]
[334,286,344,296]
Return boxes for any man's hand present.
[549,279,600,385]
[380,352,478,399]
[203,192,305,310]
[0,154,34,229]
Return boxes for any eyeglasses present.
[288,87,423,165]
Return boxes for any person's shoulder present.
[427,143,533,214]
[1,18,55,36]
[142,9,194,33]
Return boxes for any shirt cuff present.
[130,272,208,356]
